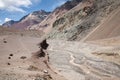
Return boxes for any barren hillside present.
[48,0,120,41]
[84,6,120,41]
[29,0,82,33]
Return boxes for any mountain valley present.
[0,0,120,80]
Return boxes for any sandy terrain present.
[0,34,66,80]
[0,27,120,80]
[0,35,40,80]
[0,31,120,80]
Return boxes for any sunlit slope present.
[85,7,120,41]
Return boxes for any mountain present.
[29,0,82,33]
[2,10,50,30]
[2,20,18,27]
[48,0,120,41]
[58,0,82,10]
[2,0,82,31]
[2,0,120,41]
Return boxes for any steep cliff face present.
[48,0,120,41]
[29,0,82,33]
[2,10,50,30]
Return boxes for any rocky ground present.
[0,31,120,80]
[48,40,120,80]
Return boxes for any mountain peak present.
[2,10,51,29]
[32,10,51,15]
[57,0,82,10]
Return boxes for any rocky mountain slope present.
[48,0,120,41]
[84,6,120,41]
[29,0,82,33]
[2,0,82,32]
[2,0,120,41]
[2,10,50,30]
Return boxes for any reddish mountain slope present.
[2,10,50,30]
[30,0,82,33]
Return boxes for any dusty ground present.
[0,30,120,80]
[0,35,40,80]
[0,34,66,80]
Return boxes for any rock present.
[28,65,39,71]
[20,56,27,59]
[7,63,10,65]
[3,40,7,43]
[39,39,49,50]
[8,57,11,59]
[9,54,13,56]
[43,69,48,73]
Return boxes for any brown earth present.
[0,31,67,80]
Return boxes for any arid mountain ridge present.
[2,0,120,41]
[48,0,120,41]
[2,0,82,30]
[2,10,50,30]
